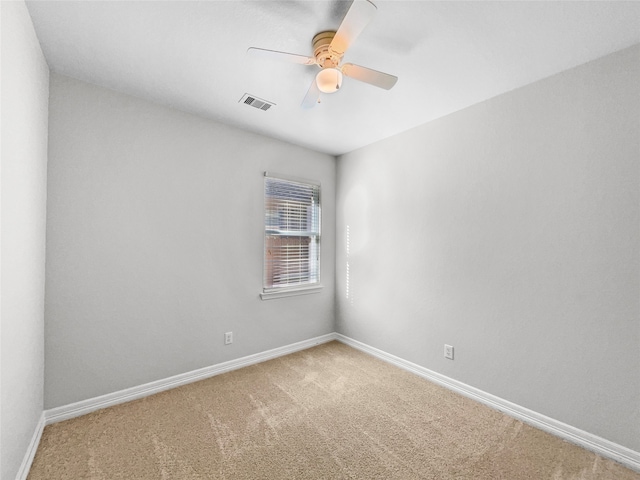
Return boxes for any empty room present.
[2,0,639,479]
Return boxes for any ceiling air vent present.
[239,93,275,111]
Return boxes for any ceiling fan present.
[247,0,398,108]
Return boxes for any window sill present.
[260,285,323,300]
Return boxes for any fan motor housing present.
[312,31,341,69]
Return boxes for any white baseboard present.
[45,333,337,426]
[15,412,45,480]
[335,333,640,473]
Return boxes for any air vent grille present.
[239,93,275,111]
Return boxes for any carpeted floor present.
[28,341,639,479]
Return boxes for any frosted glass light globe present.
[315,68,343,94]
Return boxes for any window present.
[261,173,321,299]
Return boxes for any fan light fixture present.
[316,68,343,94]
[247,0,398,108]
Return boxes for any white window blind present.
[263,174,320,292]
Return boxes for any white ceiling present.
[26,1,640,156]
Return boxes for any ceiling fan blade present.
[330,0,377,56]
[247,47,316,65]
[301,79,321,109]
[341,63,398,90]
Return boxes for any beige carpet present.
[29,341,639,479]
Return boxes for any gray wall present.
[45,74,336,409]
[336,45,639,451]
[1,2,50,479]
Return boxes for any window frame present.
[260,172,322,300]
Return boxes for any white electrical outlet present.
[444,344,454,360]
[224,332,233,345]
